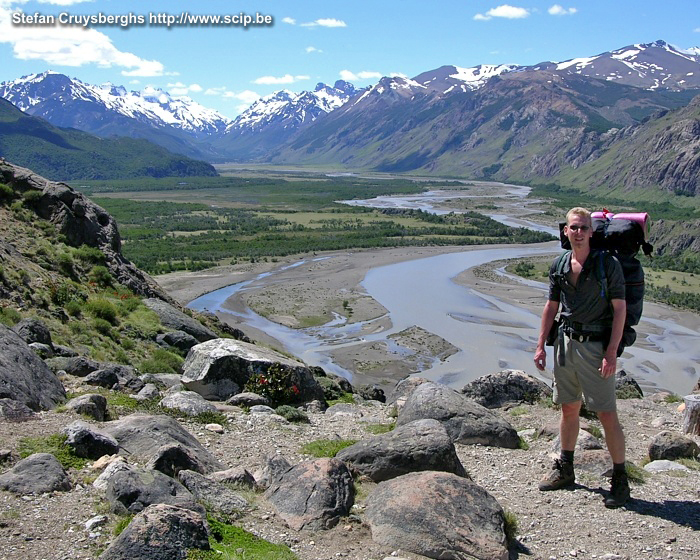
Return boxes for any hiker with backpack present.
[533,206,630,508]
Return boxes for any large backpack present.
[557,211,653,353]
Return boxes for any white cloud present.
[36,0,94,5]
[474,4,530,21]
[306,46,322,53]
[301,18,347,28]
[339,70,382,81]
[129,79,140,85]
[167,82,202,95]
[548,5,577,16]
[223,90,261,104]
[253,74,310,85]
[0,2,170,77]
[282,17,296,25]
[694,27,700,32]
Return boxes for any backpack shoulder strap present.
[596,250,609,300]
[553,250,570,280]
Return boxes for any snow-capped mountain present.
[0,71,232,139]
[226,80,358,134]
[536,40,700,90]
[413,64,520,95]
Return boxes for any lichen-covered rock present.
[159,391,217,416]
[649,430,700,461]
[365,471,508,560]
[0,325,66,411]
[178,470,248,516]
[398,382,520,449]
[461,369,552,408]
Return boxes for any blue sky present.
[1,0,699,118]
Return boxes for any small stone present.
[205,423,224,433]
[85,515,108,531]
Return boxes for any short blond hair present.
[566,207,591,226]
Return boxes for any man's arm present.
[534,299,559,371]
[600,298,626,378]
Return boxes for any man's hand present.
[599,351,617,378]
[534,347,547,371]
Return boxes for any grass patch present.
[300,439,358,458]
[17,434,88,470]
[677,458,700,470]
[274,405,310,423]
[517,437,530,451]
[509,406,528,417]
[187,517,298,560]
[327,393,356,406]
[626,462,649,484]
[138,347,184,374]
[113,515,134,536]
[365,422,396,434]
[663,393,684,404]
[503,509,519,544]
[586,425,603,439]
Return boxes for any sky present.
[1,0,699,119]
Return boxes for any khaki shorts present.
[552,335,616,412]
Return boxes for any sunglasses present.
[567,225,590,232]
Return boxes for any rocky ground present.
[1,390,699,560]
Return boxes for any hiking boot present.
[604,470,630,508]
[538,459,575,491]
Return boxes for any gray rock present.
[156,331,199,352]
[387,376,430,410]
[159,391,217,416]
[105,464,202,515]
[63,420,120,459]
[209,467,256,489]
[98,503,209,560]
[365,471,508,560]
[649,430,700,461]
[140,373,182,389]
[53,345,78,357]
[102,414,224,473]
[66,394,108,421]
[146,443,209,478]
[181,338,324,402]
[336,419,468,482]
[178,470,248,516]
[325,402,363,418]
[250,404,275,414]
[29,342,54,358]
[265,458,354,531]
[143,299,217,342]
[226,392,270,407]
[0,398,37,421]
[12,317,53,347]
[85,364,144,393]
[461,369,552,408]
[0,453,72,494]
[615,369,644,399]
[134,383,161,401]
[644,460,691,473]
[93,459,131,491]
[357,384,386,403]
[397,382,520,449]
[0,325,66,410]
[63,356,101,377]
[253,454,292,490]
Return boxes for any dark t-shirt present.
[548,249,625,327]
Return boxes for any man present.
[534,207,630,508]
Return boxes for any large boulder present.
[181,338,324,403]
[159,391,218,416]
[178,470,248,516]
[461,369,552,408]
[0,325,66,410]
[365,471,508,560]
[98,504,209,560]
[265,458,354,530]
[63,420,120,459]
[12,318,53,347]
[143,299,217,342]
[85,364,144,393]
[105,464,202,515]
[397,382,520,449]
[649,431,700,461]
[0,398,36,421]
[0,453,72,494]
[156,331,199,352]
[336,419,468,482]
[386,376,430,411]
[101,414,224,473]
[146,444,210,478]
[65,394,108,421]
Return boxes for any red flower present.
[291,385,300,395]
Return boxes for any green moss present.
[300,439,358,458]
[365,422,395,434]
[17,434,88,470]
[187,517,298,559]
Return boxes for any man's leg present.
[598,409,630,508]
[540,401,581,491]
[560,401,582,452]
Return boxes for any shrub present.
[113,515,134,536]
[244,363,301,407]
[139,348,184,374]
[0,306,22,326]
[85,298,118,324]
[503,510,519,543]
[89,265,113,287]
[316,376,344,400]
[0,183,16,203]
[65,300,82,317]
[274,405,310,423]
[92,318,114,337]
[73,245,105,264]
[21,189,43,207]
[300,439,357,458]
[56,252,75,277]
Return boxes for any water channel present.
[188,185,700,395]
